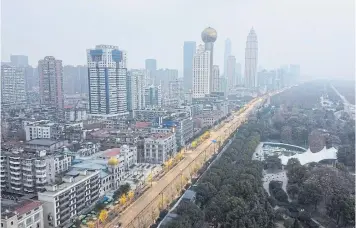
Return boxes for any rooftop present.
[1,199,42,219]
[38,169,99,196]
[147,133,174,140]
[26,139,58,146]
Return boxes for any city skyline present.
[1,0,354,79]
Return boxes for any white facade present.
[1,200,44,228]
[227,56,237,92]
[38,170,100,228]
[212,65,220,93]
[1,65,26,107]
[224,38,232,77]
[0,150,48,194]
[87,45,128,117]
[23,120,59,141]
[144,133,177,164]
[45,154,72,184]
[128,69,146,111]
[192,44,211,98]
[244,28,258,88]
[64,109,88,122]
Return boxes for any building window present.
[34,212,40,221]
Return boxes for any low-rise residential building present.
[45,153,72,184]
[23,120,63,141]
[64,108,88,122]
[1,149,48,194]
[144,133,177,164]
[1,199,44,228]
[133,109,168,122]
[38,169,100,228]
[25,139,66,152]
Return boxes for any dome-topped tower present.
[201,27,217,43]
[108,157,119,166]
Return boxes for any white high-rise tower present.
[244,28,258,88]
[192,44,211,98]
[87,45,128,118]
[224,39,232,77]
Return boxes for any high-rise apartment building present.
[235,63,242,85]
[63,65,88,95]
[156,68,179,93]
[244,28,258,88]
[224,39,232,77]
[212,65,220,93]
[1,65,27,108]
[145,84,162,108]
[127,69,146,111]
[183,41,196,92]
[38,56,64,109]
[226,56,236,93]
[87,45,128,118]
[145,59,157,83]
[10,55,29,67]
[192,44,211,98]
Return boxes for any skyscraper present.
[224,39,232,77]
[10,55,28,67]
[235,63,242,85]
[192,44,211,98]
[212,65,220,93]
[127,69,146,111]
[244,28,258,88]
[87,45,128,117]
[201,27,217,92]
[183,41,196,92]
[38,56,64,109]
[226,56,236,93]
[145,59,157,84]
[156,68,179,94]
[1,65,27,108]
[145,84,162,108]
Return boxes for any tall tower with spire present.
[244,27,258,88]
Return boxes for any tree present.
[127,190,134,201]
[119,194,127,206]
[286,158,301,171]
[99,209,108,224]
[287,165,309,185]
[298,182,323,210]
[264,155,282,171]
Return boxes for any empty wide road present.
[105,96,266,228]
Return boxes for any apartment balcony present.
[36,178,47,184]
[10,176,21,181]
[11,185,21,191]
[0,172,5,178]
[23,182,34,187]
[35,161,46,168]
[59,194,69,202]
[10,179,22,185]
[9,159,20,165]
[35,172,46,178]
[76,191,85,199]
[60,206,70,215]
[24,187,35,193]
[77,196,85,204]
[22,172,33,179]
[10,170,21,176]
[60,200,70,208]
[22,166,33,172]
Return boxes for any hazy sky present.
[1,0,355,78]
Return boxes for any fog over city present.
[1,0,354,79]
